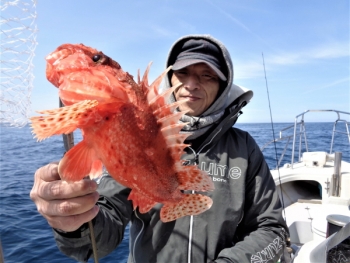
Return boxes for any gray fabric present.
[178,109,225,139]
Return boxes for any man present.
[30,35,289,263]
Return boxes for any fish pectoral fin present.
[160,194,213,222]
[128,190,157,213]
[30,100,99,141]
[58,140,100,182]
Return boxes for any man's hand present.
[30,162,100,232]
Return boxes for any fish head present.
[46,44,120,87]
[45,44,130,106]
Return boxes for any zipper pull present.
[182,156,198,166]
[194,155,199,165]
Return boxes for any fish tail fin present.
[160,194,213,222]
[128,190,157,213]
[58,140,102,182]
[175,163,215,192]
[30,100,99,141]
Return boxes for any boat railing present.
[261,109,350,169]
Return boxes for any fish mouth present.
[45,46,76,87]
[45,45,74,65]
[46,62,60,88]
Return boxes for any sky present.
[18,1,350,122]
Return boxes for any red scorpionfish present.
[30,44,214,222]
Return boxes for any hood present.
[164,34,253,117]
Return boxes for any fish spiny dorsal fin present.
[153,100,189,119]
[146,66,172,104]
[161,123,188,137]
[174,162,215,192]
[149,82,182,110]
[157,110,188,129]
[137,69,141,84]
[168,143,190,160]
[141,62,152,89]
[165,133,192,146]
[161,121,189,160]
[30,100,99,141]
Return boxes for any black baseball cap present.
[172,39,227,81]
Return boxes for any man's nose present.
[183,74,200,90]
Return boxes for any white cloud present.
[234,41,349,80]
[234,61,263,80]
[268,42,349,66]
[301,77,350,94]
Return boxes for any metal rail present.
[261,109,350,169]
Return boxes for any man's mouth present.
[181,95,200,101]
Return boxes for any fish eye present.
[92,54,101,62]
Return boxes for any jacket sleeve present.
[53,174,133,262]
[216,134,289,263]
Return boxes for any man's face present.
[171,63,220,116]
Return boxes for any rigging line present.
[261,53,286,222]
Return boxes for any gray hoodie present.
[165,34,253,141]
[53,35,289,263]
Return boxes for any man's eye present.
[202,74,217,80]
[175,71,187,76]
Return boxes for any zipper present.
[132,210,145,263]
[187,212,194,263]
[197,127,222,156]
[185,129,222,263]
[184,127,222,166]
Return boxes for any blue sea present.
[0,122,349,263]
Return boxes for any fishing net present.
[0,0,37,127]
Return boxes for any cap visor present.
[172,59,227,81]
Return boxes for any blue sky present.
[29,0,349,123]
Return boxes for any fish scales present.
[30,43,214,222]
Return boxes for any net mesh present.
[0,0,37,127]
